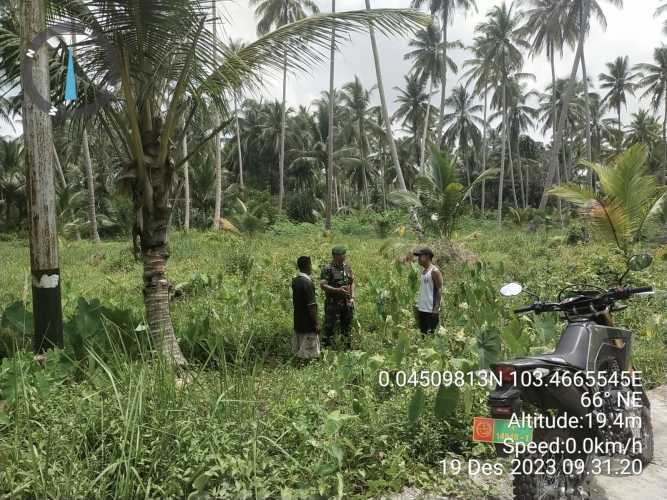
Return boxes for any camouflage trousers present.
[323,300,354,349]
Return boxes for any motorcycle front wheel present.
[513,426,591,500]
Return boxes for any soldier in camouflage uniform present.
[320,246,355,349]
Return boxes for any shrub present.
[565,221,589,245]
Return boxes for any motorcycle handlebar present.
[513,286,653,315]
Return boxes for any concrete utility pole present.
[21,0,64,352]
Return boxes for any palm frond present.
[387,190,422,209]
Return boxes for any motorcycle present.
[487,254,655,499]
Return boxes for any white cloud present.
[222,0,665,140]
[3,1,663,139]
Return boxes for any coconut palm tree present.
[463,35,494,214]
[625,109,661,148]
[550,145,666,258]
[587,92,616,162]
[538,79,585,135]
[489,75,535,209]
[476,2,529,225]
[442,84,483,196]
[539,0,623,209]
[522,0,578,186]
[290,98,359,201]
[227,40,246,192]
[504,81,538,208]
[80,128,100,242]
[393,73,433,167]
[635,47,667,183]
[389,147,496,238]
[341,76,375,205]
[260,101,295,196]
[404,21,460,168]
[250,0,320,212]
[655,2,667,35]
[365,0,408,193]
[410,0,478,142]
[599,55,639,152]
[326,0,336,230]
[0,135,23,229]
[47,1,425,365]
[0,97,13,131]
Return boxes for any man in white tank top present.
[413,247,443,334]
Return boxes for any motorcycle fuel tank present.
[532,321,631,372]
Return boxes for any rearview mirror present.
[500,282,523,297]
[629,253,653,272]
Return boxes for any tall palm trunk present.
[180,118,190,231]
[325,0,336,230]
[213,133,222,226]
[359,118,370,205]
[234,95,244,190]
[279,50,288,209]
[52,144,67,189]
[212,2,222,227]
[556,146,563,225]
[548,45,560,206]
[580,51,594,182]
[438,9,449,142]
[21,0,63,353]
[81,128,100,242]
[414,123,421,167]
[524,152,530,207]
[463,141,473,208]
[481,83,488,215]
[508,131,519,209]
[539,33,584,209]
[333,169,340,210]
[381,148,387,211]
[617,104,622,153]
[663,83,667,184]
[365,0,407,192]
[142,239,186,366]
[420,79,434,170]
[515,135,526,209]
[497,78,508,226]
[137,123,187,367]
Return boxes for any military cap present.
[332,245,347,256]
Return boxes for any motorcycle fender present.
[535,383,588,418]
[488,385,522,416]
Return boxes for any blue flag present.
[65,47,77,101]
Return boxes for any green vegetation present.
[3,0,667,497]
[1,217,665,498]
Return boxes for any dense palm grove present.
[1,0,667,237]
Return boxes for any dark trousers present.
[417,311,439,334]
[323,301,354,348]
